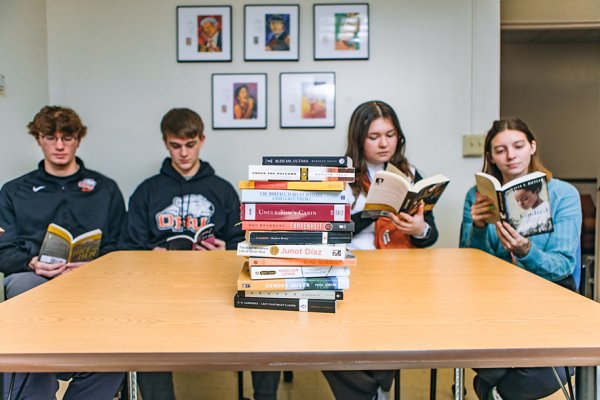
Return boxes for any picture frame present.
[212,73,267,129]
[280,72,335,129]
[313,3,369,60]
[244,5,300,61]
[177,6,232,62]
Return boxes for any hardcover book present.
[165,223,215,250]
[247,253,356,267]
[475,171,553,236]
[248,165,355,182]
[240,189,350,204]
[233,293,336,313]
[362,164,449,219]
[239,180,345,191]
[249,265,350,279]
[247,230,352,245]
[237,289,344,301]
[39,223,102,264]
[241,220,355,232]
[237,241,347,260]
[241,203,351,222]
[262,155,353,168]
[237,264,350,291]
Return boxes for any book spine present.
[248,256,356,267]
[249,265,350,279]
[241,189,350,204]
[236,276,350,291]
[238,180,345,191]
[237,242,347,260]
[248,231,352,245]
[238,290,344,301]
[241,220,355,232]
[240,203,351,222]
[248,165,355,182]
[233,294,336,313]
[262,156,351,167]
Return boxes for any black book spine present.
[262,156,349,167]
[233,294,336,313]
[248,231,352,245]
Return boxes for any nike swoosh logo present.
[32,186,46,192]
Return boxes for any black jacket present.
[121,158,244,250]
[0,158,127,276]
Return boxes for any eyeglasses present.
[39,135,78,145]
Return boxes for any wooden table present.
[2,248,600,376]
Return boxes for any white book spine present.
[240,189,349,204]
[250,266,350,279]
[236,241,347,260]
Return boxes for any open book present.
[166,223,216,250]
[362,164,450,219]
[475,171,553,236]
[39,223,102,263]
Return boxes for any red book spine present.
[240,203,351,222]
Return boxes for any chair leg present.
[394,370,400,400]
[283,371,294,383]
[429,369,437,400]
[551,367,572,400]
[238,371,244,400]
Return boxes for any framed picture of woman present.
[280,72,335,128]
[212,73,267,129]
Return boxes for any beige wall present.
[501,41,600,182]
[502,0,600,27]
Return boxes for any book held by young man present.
[475,171,553,236]
[361,164,449,219]
[262,155,353,167]
[38,223,102,263]
[165,223,215,250]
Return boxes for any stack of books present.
[234,156,356,313]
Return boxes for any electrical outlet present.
[462,134,485,157]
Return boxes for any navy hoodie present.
[0,158,127,276]
[122,158,244,250]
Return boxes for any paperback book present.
[262,155,353,168]
[247,253,356,267]
[241,220,355,232]
[362,164,449,219]
[237,289,344,301]
[249,265,350,279]
[239,180,345,191]
[237,264,350,290]
[241,203,351,222]
[475,171,553,236]
[240,189,350,204]
[166,223,215,250]
[39,223,102,264]
[248,165,355,182]
[233,293,336,313]
[247,230,353,245]
[237,241,347,260]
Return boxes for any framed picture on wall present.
[212,73,267,129]
[244,5,300,61]
[313,3,369,60]
[177,6,232,62]
[280,72,335,128]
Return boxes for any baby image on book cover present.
[503,176,553,237]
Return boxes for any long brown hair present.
[482,117,552,183]
[346,100,410,198]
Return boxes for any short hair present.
[27,106,87,139]
[200,17,218,27]
[269,14,284,23]
[160,108,205,140]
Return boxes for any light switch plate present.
[462,134,486,157]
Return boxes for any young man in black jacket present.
[121,108,280,400]
[0,105,126,399]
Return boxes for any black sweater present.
[0,158,127,276]
[122,158,244,250]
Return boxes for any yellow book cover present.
[38,223,102,263]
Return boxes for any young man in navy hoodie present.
[0,105,127,399]
[122,108,280,400]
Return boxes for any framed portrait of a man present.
[313,4,369,60]
[244,5,300,61]
[212,73,267,129]
[177,6,232,62]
